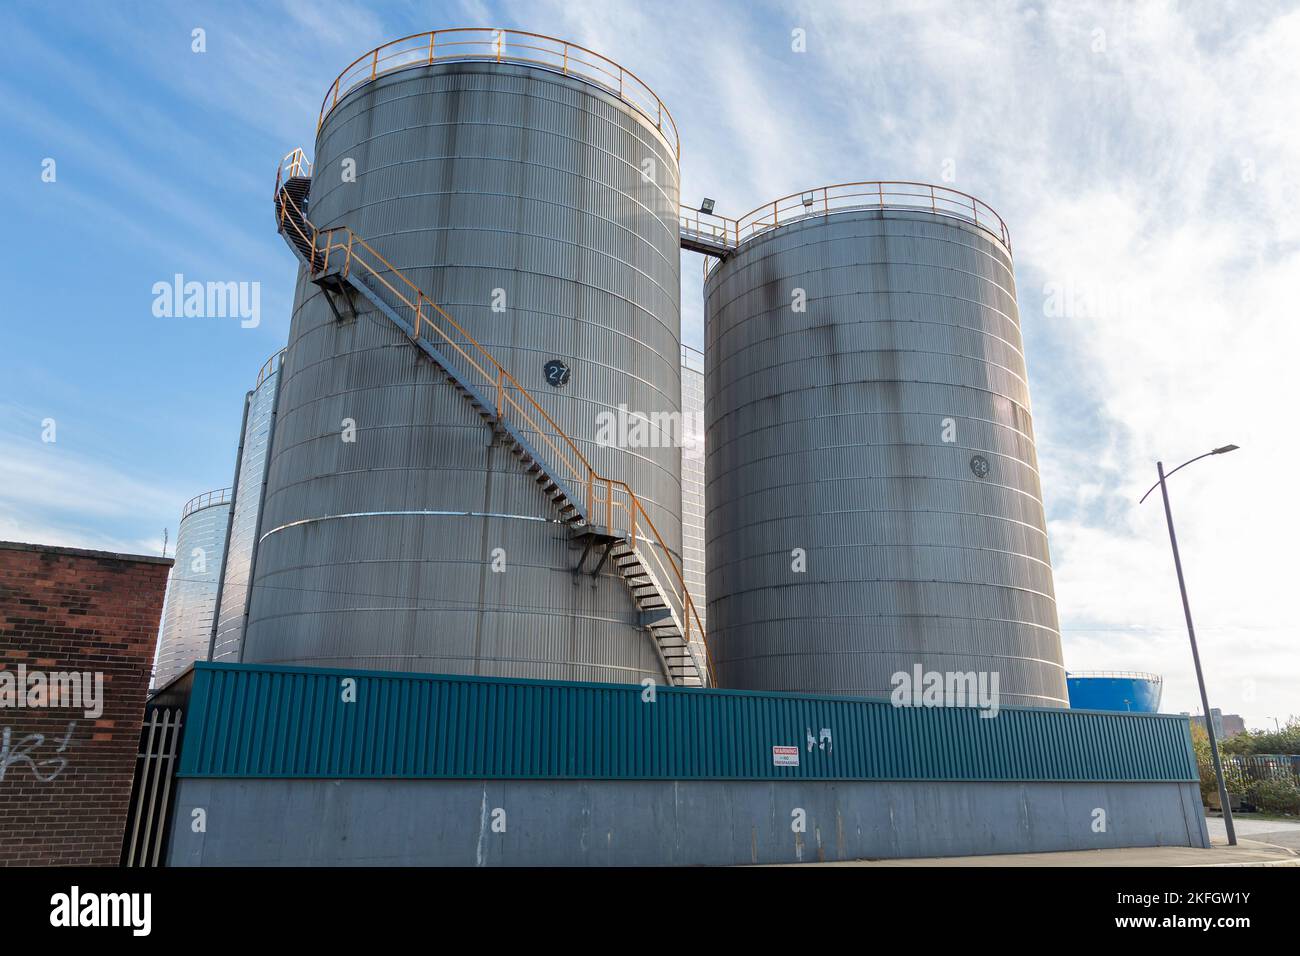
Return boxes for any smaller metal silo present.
[681,344,707,662]
[209,350,286,663]
[155,488,231,686]
[1066,671,1164,713]
[704,183,1067,706]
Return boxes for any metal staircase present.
[273,149,711,687]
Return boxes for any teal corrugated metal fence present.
[177,662,1198,782]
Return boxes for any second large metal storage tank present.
[704,188,1068,706]
[208,349,285,663]
[242,33,684,682]
[680,344,707,668]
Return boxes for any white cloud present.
[806,0,1300,727]
[525,0,1300,726]
[0,411,189,557]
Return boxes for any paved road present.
[799,841,1296,866]
[1206,813,1300,852]
[788,816,1300,866]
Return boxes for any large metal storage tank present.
[242,34,684,682]
[208,350,285,663]
[705,189,1068,707]
[155,488,231,686]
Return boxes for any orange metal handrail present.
[317,29,680,160]
[275,151,710,684]
[680,181,1013,261]
[254,348,287,389]
[678,206,740,249]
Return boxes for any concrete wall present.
[168,777,1208,866]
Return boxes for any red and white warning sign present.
[772,745,800,767]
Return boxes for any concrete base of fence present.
[167,777,1209,866]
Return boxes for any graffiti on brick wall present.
[0,721,75,782]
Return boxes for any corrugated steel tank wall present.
[680,345,707,660]
[704,208,1068,706]
[210,353,283,663]
[155,497,230,686]
[242,61,682,682]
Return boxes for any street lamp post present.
[1139,444,1239,847]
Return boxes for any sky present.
[1,0,1296,728]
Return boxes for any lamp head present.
[1212,444,1239,455]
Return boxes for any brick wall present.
[0,541,171,866]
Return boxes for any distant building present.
[1187,709,1247,739]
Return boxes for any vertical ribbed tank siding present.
[242,62,681,682]
[178,662,1198,782]
[155,501,230,686]
[211,359,282,663]
[681,346,707,662]
[705,209,1067,706]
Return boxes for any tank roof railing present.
[254,348,287,389]
[680,181,1013,266]
[181,488,232,520]
[318,29,680,160]
[1067,670,1164,683]
[680,343,704,374]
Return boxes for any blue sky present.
[2,0,1296,726]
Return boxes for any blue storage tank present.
[1067,671,1163,713]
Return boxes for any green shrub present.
[1222,717,1300,756]
[1245,778,1300,816]
[1190,722,1218,805]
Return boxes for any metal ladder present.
[273,150,710,687]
